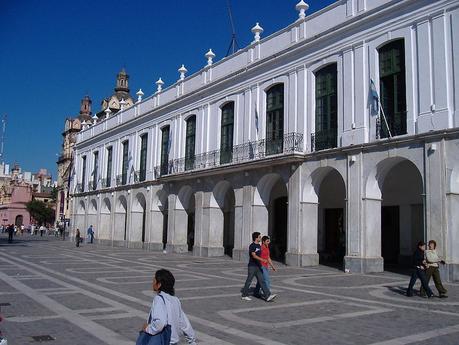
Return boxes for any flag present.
[369,78,379,114]
[254,102,259,139]
[127,151,134,183]
[167,134,172,155]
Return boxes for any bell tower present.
[115,68,129,93]
[79,95,92,116]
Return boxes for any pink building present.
[0,184,32,226]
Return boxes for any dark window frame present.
[160,126,170,175]
[139,134,148,182]
[220,102,234,164]
[106,146,113,187]
[121,141,129,185]
[266,84,284,155]
[185,116,196,171]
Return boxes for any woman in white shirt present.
[141,269,197,344]
[420,240,448,298]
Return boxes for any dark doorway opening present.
[381,206,400,267]
[270,196,287,262]
[187,213,195,252]
[15,215,23,226]
[162,211,168,250]
[319,208,345,265]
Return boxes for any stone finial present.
[205,49,216,66]
[119,98,127,110]
[156,78,164,93]
[136,89,144,103]
[178,65,188,81]
[92,114,98,124]
[251,22,264,43]
[296,1,309,20]
[104,107,112,119]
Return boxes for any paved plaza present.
[0,235,458,345]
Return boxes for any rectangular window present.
[139,134,148,182]
[185,116,196,171]
[106,147,112,187]
[92,151,99,190]
[122,141,129,185]
[220,102,234,164]
[161,126,170,175]
[379,39,406,138]
[266,84,284,155]
[314,64,337,151]
[81,156,86,192]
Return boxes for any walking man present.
[7,224,14,243]
[87,225,94,244]
[406,241,434,298]
[241,232,277,302]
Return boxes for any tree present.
[26,200,55,225]
[50,186,58,202]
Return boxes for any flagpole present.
[378,103,392,138]
[370,78,392,139]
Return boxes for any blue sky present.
[0,0,336,179]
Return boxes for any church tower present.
[115,68,129,93]
[78,95,93,122]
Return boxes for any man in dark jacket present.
[7,224,14,243]
[406,241,434,298]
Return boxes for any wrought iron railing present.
[75,183,84,193]
[311,128,337,152]
[88,180,95,191]
[101,178,111,188]
[154,132,303,178]
[377,111,407,139]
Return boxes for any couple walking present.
[241,232,277,302]
[406,240,448,298]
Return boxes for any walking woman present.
[420,240,448,298]
[75,228,81,247]
[138,269,196,345]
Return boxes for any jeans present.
[255,266,271,296]
[241,265,271,298]
[407,267,433,296]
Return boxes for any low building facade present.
[71,0,459,280]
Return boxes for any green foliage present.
[50,186,58,202]
[25,200,55,225]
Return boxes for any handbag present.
[136,294,172,345]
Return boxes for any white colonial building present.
[71,0,459,280]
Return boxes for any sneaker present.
[427,293,434,299]
[241,296,252,301]
[266,294,277,302]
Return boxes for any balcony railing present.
[75,183,84,193]
[376,111,407,139]
[101,178,111,188]
[155,132,303,178]
[57,153,73,162]
[311,128,337,152]
[88,180,95,191]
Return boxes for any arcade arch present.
[255,173,288,262]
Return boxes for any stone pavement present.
[0,234,458,345]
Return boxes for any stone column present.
[233,185,258,261]
[286,165,319,266]
[149,209,165,251]
[193,191,225,257]
[446,192,459,281]
[166,194,188,253]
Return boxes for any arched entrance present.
[187,197,195,252]
[76,200,86,232]
[88,199,98,235]
[381,160,423,267]
[15,215,23,226]
[317,169,346,266]
[256,173,288,263]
